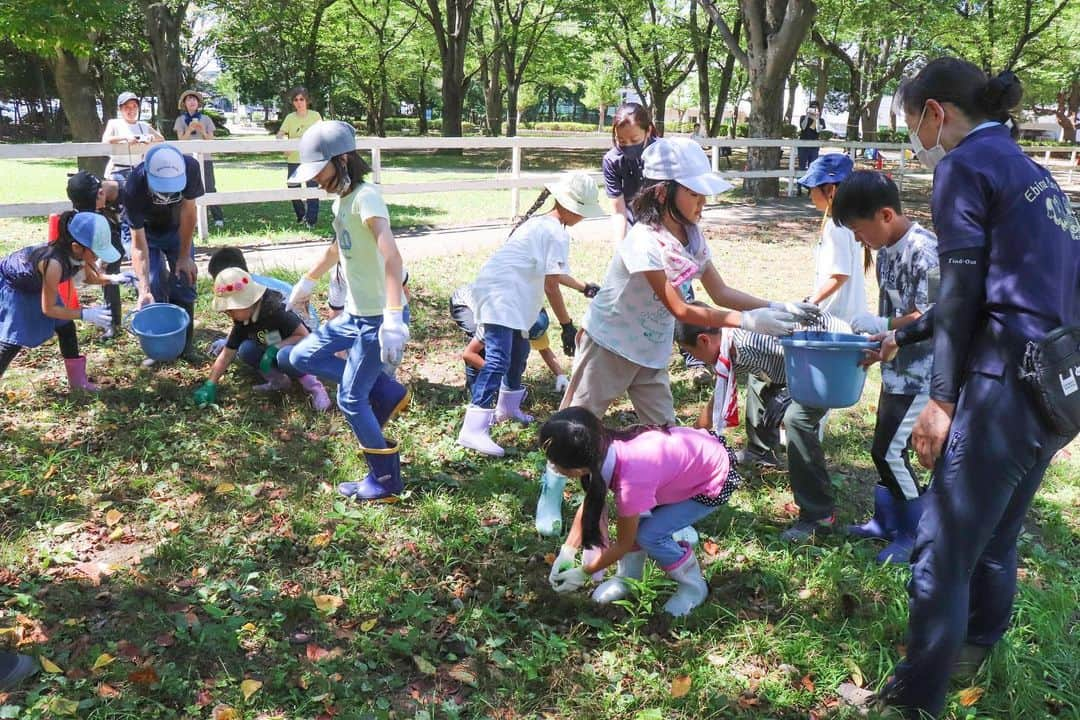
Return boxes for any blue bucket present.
[252,274,320,329]
[780,331,879,408]
[128,303,189,361]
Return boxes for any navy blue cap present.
[797,153,854,188]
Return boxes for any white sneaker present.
[214,220,224,228]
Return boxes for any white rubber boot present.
[663,551,708,617]
[493,387,533,424]
[456,406,505,457]
[591,550,647,605]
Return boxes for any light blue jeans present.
[636,500,718,570]
[276,313,386,449]
[469,323,530,408]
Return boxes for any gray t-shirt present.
[174,114,217,161]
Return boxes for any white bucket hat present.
[544,172,604,218]
[643,137,734,195]
[212,268,267,312]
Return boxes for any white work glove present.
[102,271,138,286]
[552,566,590,593]
[554,374,569,393]
[740,307,798,337]
[548,544,578,588]
[769,300,822,325]
[850,312,889,335]
[378,308,409,366]
[287,277,316,316]
[81,305,112,330]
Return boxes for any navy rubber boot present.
[338,443,403,501]
[848,485,899,541]
[370,373,411,428]
[877,494,925,564]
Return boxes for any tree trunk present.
[141,0,188,138]
[418,64,429,135]
[597,102,607,130]
[50,48,106,173]
[652,87,670,135]
[710,17,741,137]
[784,67,797,125]
[815,57,829,108]
[1053,82,1079,142]
[845,74,862,141]
[746,69,784,197]
[861,95,882,142]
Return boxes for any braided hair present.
[509,188,552,237]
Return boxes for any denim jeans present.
[636,499,719,569]
[286,163,320,225]
[469,323,530,408]
[275,313,389,449]
[146,229,197,308]
[237,340,304,379]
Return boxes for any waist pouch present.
[1018,325,1080,438]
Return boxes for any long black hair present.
[539,407,669,549]
[331,150,372,197]
[630,178,695,229]
[509,188,552,236]
[32,210,81,277]
[895,58,1022,138]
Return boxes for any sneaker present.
[736,448,781,469]
[951,643,990,681]
[780,513,836,543]
[141,357,157,368]
[306,221,318,231]
[214,219,224,228]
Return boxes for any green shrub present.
[532,121,600,133]
[819,130,834,141]
[715,124,731,138]
[780,123,797,139]
[736,123,749,138]
[264,119,282,135]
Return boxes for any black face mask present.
[620,142,645,162]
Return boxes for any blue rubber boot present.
[338,442,402,501]
[370,372,411,428]
[877,494,925,564]
[847,485,899,541]
[536,464,566,537]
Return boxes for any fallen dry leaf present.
[313,594,344,615]
[359,619,378,632]
[310,531,332,548]
[413,655,437,675]
[91,652,116,671]
[958,686,985,707]
[800,674,815,693]
[215,483,236,495]
[129,665,159,685]
[97,682,121,698]
[671,674,692,698]
[240,678,263,701]
[105,509,124,527]
[40,656,63,673]
[154,632,176,647]
[212,705,240,720]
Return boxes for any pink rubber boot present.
[63,356,100,392]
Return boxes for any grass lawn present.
[1,205,1077,720]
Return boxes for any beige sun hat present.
[212,268,266,312]
[178,89,204,110]
[544,172,604,218]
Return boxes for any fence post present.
[510,143,522,220]
[1069,148,1076,185]
[194,151,208,241]
[898,148,906,192]
[711,143,720,173]
[371,146,382,184]
[787,142,797,197]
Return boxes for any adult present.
[122,144,206,363]
[67,171,129,338]
[174,89,224,227]
[276,87,322,228]
[872,58,1079,719]
[101,92,164,180]
[797,100,827,195]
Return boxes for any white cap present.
[544,172,604,218]
[117,92,139,108]
[642,137,734,195]
[144,145,187,193]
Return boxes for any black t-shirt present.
[225,290,305,350]
[122,155,205,234]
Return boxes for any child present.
[206,246,321,333]
[450,283,569,393]
[456,172,604,457]
[0,212,119,389]
[799,153,867,325]
[192,267,331,411]
[276,121,409,501]
[543,407,741,617]
[832,170,938,563]
[601,102,705,376]
[564,137,818,427]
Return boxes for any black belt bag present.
[1018,325,1080,438]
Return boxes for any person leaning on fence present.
[174,89,224,228]
[859,58,1079,720]
[0,212,120,390]
[276,87,322,229]
[102,92,164,180]
[276,121,410,502]
[121,144,205,364]
[797,100,827,172]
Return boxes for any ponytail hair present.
[631,179,694,229]
[335,150,372,197]
[34,210,80,274]
[612,102,658,145]
[895,58,1022,138]
[509,188,551,237]
[539,406,670,549]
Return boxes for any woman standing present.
[872,58,1079,719]
[276,87,323,228]
[101,92,164,179]
[174,89,224,227]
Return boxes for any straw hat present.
[178,89,204,110]
[212,268,266,312]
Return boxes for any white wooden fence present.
[1,135,1076,241]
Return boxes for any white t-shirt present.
[814,217,867,324]
[584,222,711,369]
[102,118,156,171]
[472,215,570,331]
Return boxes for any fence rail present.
[1,135,1076,240]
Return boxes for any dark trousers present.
[882,370,1069,717]
[103,224,126,329]
[784,400,832,521]
[0,322,80,378]
[745,374,783,457]
[202,159,224,223]
[871,389,929,500]
[287,163,320,225]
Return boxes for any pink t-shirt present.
[609,427,732,517]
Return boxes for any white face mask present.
[910,104,946,170]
